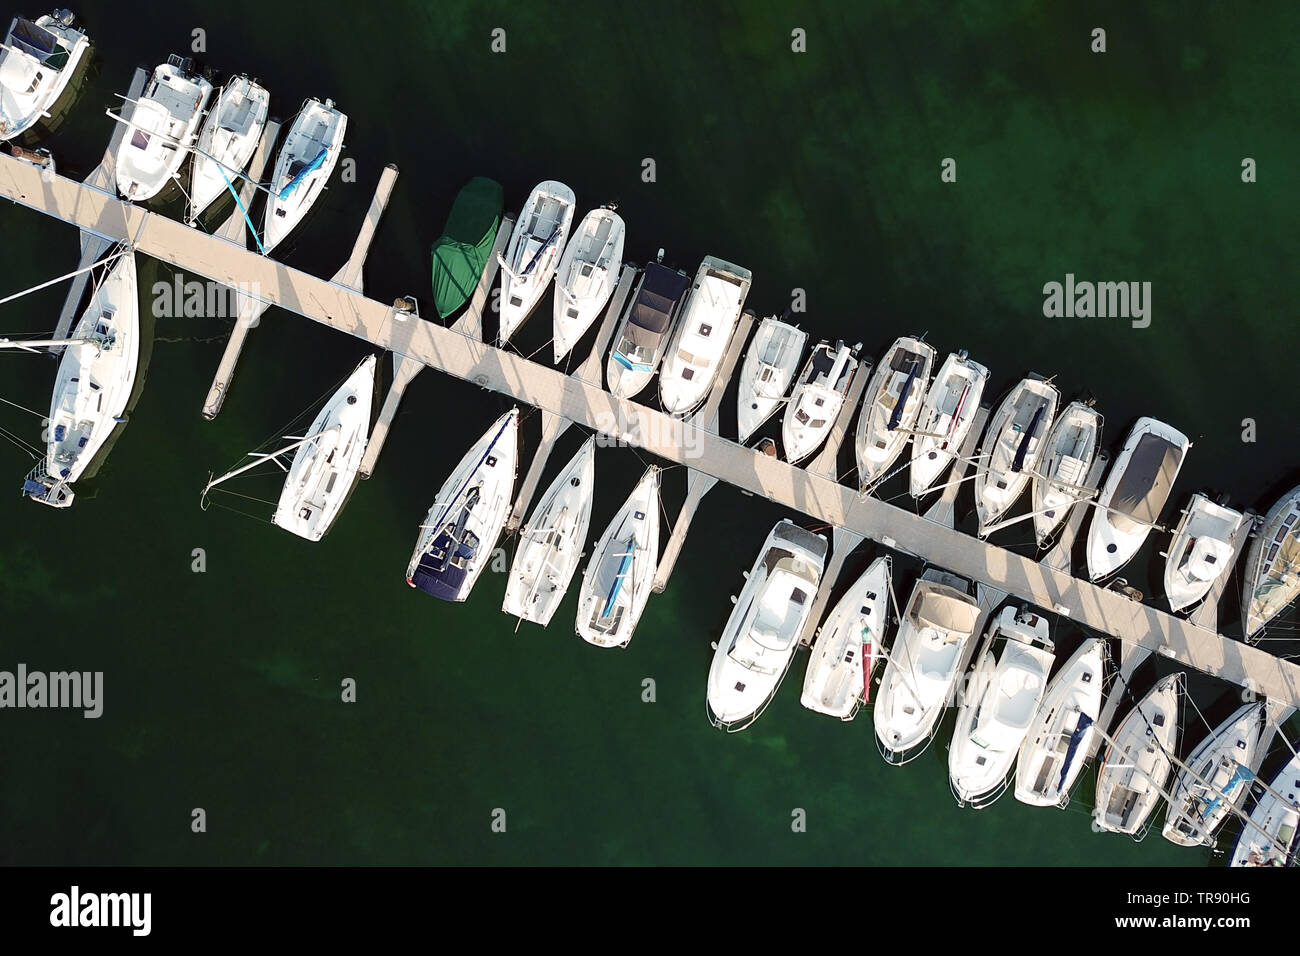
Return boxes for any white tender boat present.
[552,206,624,362]
[1015,638,1106,807]
[1163,702,1266,847]
[187,74,270,224]
[782,340,858,464]
[498,180,575,344]
[800,556,890,720]
[1087,416,1190,582]
[949,606,1055,808]
[1241,485,1300,641]
[271,355,375,541]
[406,409,519,602]
[1231,746,1300,867]
[502,437,596,626]
[736,317,807,444]
[264,97,346,253]
[1163,494,1245,613]
[707,520,827,731]
[114,55,212,202]
[605,257,691,400]
[0,10,89,141]
[909,351,988,497]
[658,256,752,418]
[1094,673,1182,837]
[1032,401,1103,548]
[575,466,660,648]
[873,569,981,764]
[855,336,934,490]
[975,375,1059,536]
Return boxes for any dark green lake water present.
[1,1,1297,864]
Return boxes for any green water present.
[2,1,1298,865]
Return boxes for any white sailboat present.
[187,74,270,224]
[1163,702,1266,847]
[406,409,519,602]
[948,606,1055,809]
[1014,638,1107,807]
[1231,745,1300,867]
[782,340,859,464]
[1094,673,1182,838]
[498,180,575,344]
[1163,494,1245,613]
[855,336,934,491]
[113,55,212,202]
[1031,401,1103,548]
[707,520,827,731]
[974,375,1059,536]
[657,256,752,418]
[0,9,89,141]
[1087,416,1190,582]
[873,569,981,764]
[605,257,691,400]
[264,97,347,253]
[800,556,890,720]
[909,350,988,497]
[501,437,596,626]
[735,316,807,445]
[552,206,624,362]
[575,465,660,648]
[1240,485,1300,641]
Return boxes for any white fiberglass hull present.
[576,466,660,648]
[1231,748,1300,866]
[782,341,858,464]
[1163,494,1244,613]
[115,60,212,202]
[552,207,624,362]
[975,376,1059,535]
[1240,485,1300,640]
[264,97,347,253]
[499,180,575,344]
[855,337,934,490]
[1094,674,1181,836]
[1015,638,1106,807]
[1031,401,1103,548]
[188,75,270,222]
[658,256,752,418]
[0,14,90,141]
[1163,702,1265,847]
[909,352,988,497]
[736,317,807,444]
[800,557,889,720]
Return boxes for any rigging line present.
[0,425,40,459]
[207,486,279,508]
[0,395,47,418]
[0,244,131,309]
[227,366,358,469]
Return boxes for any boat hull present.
[575,466,660,647]
[552,207,625,362]
[499,180,576,344]
[264,98,347,253]
[188,76,270,222]
[800,557,889,719]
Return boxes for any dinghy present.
[658,256,752,418]
[974,375,1059,536]
[782,340,858,464]
[552,206,624,362]
[1015,638,1106,807]
[909,350,988,497]
[1231,745,1300,867]
[0,9,89,141]
[1094,673,1182,838]
[498,180,575,344]
[1032,401,1103,548]
[430,177,504,319]
[735,317,806,444]
[1163,701,1266,847]
[264,97,347,253]
[575,465,660,648]
[800,556,889,720]
[114,55,212,202]
[855,336,934,490]
[1163,494,1245,613]
[605,257,691,400]
[187,74,270,223]
[1240,484,1300,641]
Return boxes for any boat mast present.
[200,427,340,508]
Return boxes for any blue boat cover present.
[279,148,329,200]
[600,539,636,619]
[1011,404,1046,473]
[1056,713,1094,792]
[1200,763,1255,821]
[888,361,920,432]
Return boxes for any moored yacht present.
[855,336,934,490]
[605,257,691,400]
[782,339,858,464]
[1240,485,1300,641]
[502,437,596,626]
[1163,494,1245,613]
[1231,746,1300,867]
[1015,638,1107,807]
[187,74,270,224]
[658,256,752,418]
[498,180,575,344]
[1032,401,1103,548]
[736,316,806,444]
[1094,673,1182,838]
[575,466,660,648]
[1163,701,1266,847]
[406,409,519,602]
[1087,416,1190,582]
[974,375,1059,536]
[948,606,1055,808]
[264,97,347,253]
[873,569,981,764]
[114,55,212,202]
[909,350,988,497]
[800,557,890,720]
[552,206,624,362]
[707,520,826,731]
[0,9,89,141]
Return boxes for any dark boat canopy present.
[625,262,690,345]
[1112,432,1184,532]
[431,177,504,319]
[10,18,67,67]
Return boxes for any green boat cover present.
[431,177,504,319]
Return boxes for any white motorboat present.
[873,569,981,764]
[406,409,519,602]
[605,257,691,400]
[1087,416,1190,582]
[552,206,624,362]
[1240,485,1300,641]
[658,256,752,418]
[1014,638,1107,807]
[1094,673,1182,837]
[948,606,1055,808]
[114,55,212,202]
[909,350,988,497]
[974,375,1059,535]
[707,520,827,731]
[270,355,375,541]
[736,316,807,444]
[800,556,890,720]
[1231,746,1300,867]
[575,465,660,648]
[1163,702,1266,847]
[855,336,934,490]
[264,97,347,253]
[498,180,575,344]
[782,340,858,464]
[1163,494,1245,613]
[501,437,596,626]
[1032,401,1103,548]
[187,74,270,223]
[0,9,89,141]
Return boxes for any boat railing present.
[21,462,73,508]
